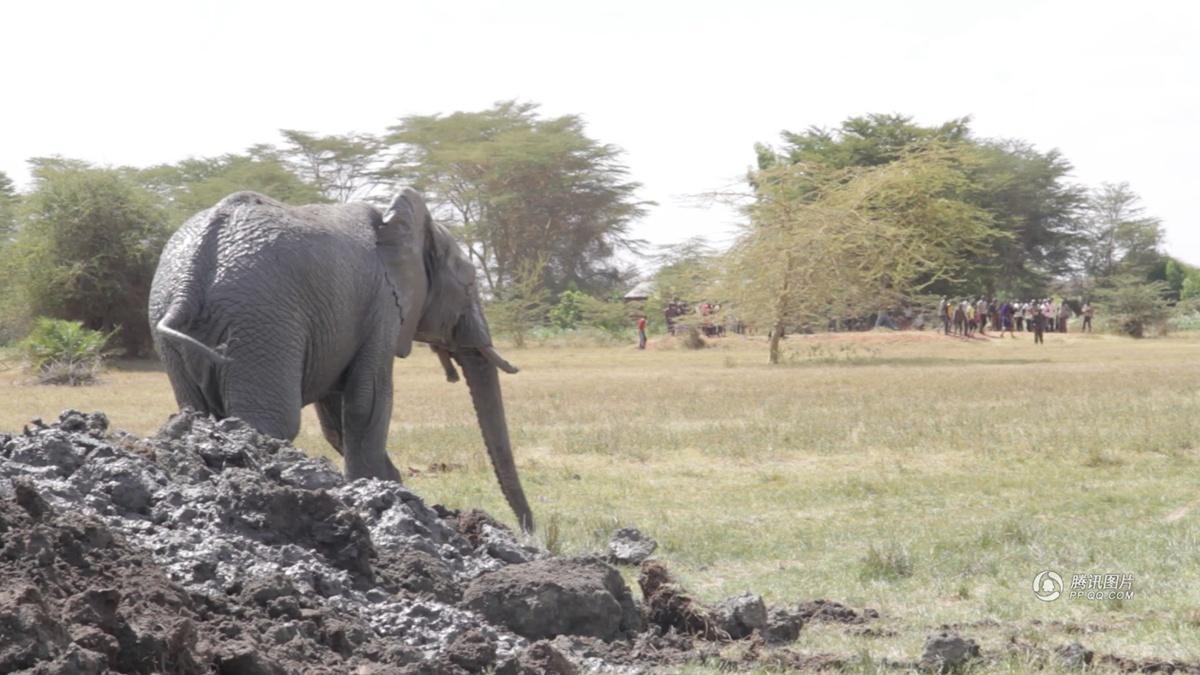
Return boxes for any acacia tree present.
[133,150,326,228]
[385,101,648,298]
[278,130,386,203]
[727,147,997,363]
[1076,182,1164,285]
[767,115,1084,296]
[11,162,169,355]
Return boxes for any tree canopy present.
[727,145,996,362]
[133,151,327,228]
[385,101,648,298]
[757,114,1087,297]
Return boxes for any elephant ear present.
[377,188,430,358]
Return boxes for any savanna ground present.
[3,329,1199,673]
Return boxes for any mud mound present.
[0,410,544,673]
[463,558,641,641]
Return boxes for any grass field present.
[3,330,1199,671]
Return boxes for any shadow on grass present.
[109,357,166,373]
[783,356,1049,368]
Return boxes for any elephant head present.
[375,189,535,532]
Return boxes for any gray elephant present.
[148,189,534,531]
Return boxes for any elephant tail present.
[154,307,231,365]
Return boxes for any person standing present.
[1059,301,1071,333]
[636,314,647,349]
[953,300,966,336]
[1000,300,1015,338]
[1016,301,1026,332]
[1032,305,1046,345]
[939,296,950,335]
[1082,301,1094,333]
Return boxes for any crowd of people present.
[937,297,1094,343]
[664,298,730,337]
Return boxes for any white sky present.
[2,0,1197,265]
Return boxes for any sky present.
[2,0,1197,265]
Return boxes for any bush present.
[1098,279,1171,338]
[18,318,114,385]
[12,163,168,357]
[682,325,707,350]
[1168,300,1200,332]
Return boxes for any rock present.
[712,592,767,639]
[496,640,579,675]
[7,432,82,476]
[638,559,717,638]
[216,646,288,675]
[379,550,463,603]
[1055,642,1094,669]
[0,585,72,672]
[606,526,657,565]
[763,607,805,644]
[444,628,498,672]
[795,598,878,624]
[462,558,641,640]
[920,631,981,672]
[455,508,540,565]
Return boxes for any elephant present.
[148,189,535,531]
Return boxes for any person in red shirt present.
[636,315,647,349]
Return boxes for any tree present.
[1182,270,1200,301]
[727,146,997,363]
[1076,182,1164,285]
[0,170,18,243]
[133,151,326,228]
[385,101,648,298]
[0,171,26,343]
[278,130,386,203]
[775,113,971,169]
[763,115,1085,296]
[962,141,1085,294]
[10,162,169,355]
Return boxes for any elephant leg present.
[315,393,345,456]
[222,350,303,441]
[340,350,401,482]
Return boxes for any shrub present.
[548,289,586,330]
[18,318,114,385]
[682,325,707,350]
[1098,279,1171,338]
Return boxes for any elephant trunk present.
[458,348,535,532]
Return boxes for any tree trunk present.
[769,323,784,365]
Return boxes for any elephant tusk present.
[481,346,519,374]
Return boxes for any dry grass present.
[3,329,1199,670]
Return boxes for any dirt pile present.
[0,410,542,673]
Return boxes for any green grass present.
[2,330,1199,671]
